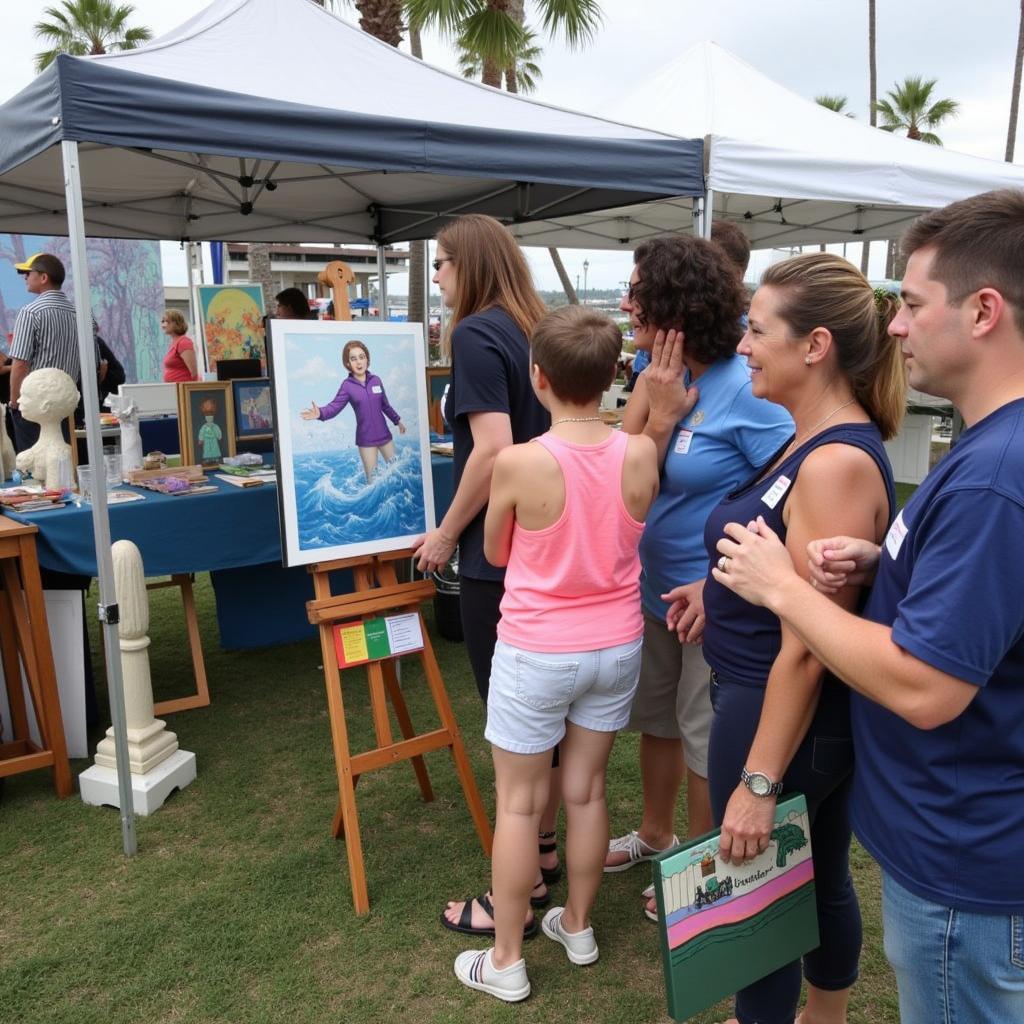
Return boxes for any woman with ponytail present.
[671,252,904,1024]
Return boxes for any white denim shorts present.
[485,637,643,755]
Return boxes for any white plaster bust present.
[15,368,79,489]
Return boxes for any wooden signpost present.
[306,549,492,915]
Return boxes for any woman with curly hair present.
[604,236,793,919]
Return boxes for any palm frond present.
[918,131,943,146]
[403,0,477,36]
[536,0,602,49]
[815,94,848,112]
[457,8,527,69]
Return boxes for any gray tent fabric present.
[0,0,703,244]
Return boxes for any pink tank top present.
[497,430,645,653]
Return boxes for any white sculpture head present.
[19,368,80,425]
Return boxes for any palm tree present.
[405,0,601,89]
[815,94,854,117]
[1007,0,1024,162]
[458,27,543,93]
[34,0,152,72]
[874,76,959,145]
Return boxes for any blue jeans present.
[883,872,1024,1023]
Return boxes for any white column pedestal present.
[79,748,197,816]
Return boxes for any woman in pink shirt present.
[453,305,659,1003]
[161,309,199,382]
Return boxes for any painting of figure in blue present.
[269,321,435,568]
[300,340,407,480]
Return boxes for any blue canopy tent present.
[0,0,704,854]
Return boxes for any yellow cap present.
[14,252,45,273]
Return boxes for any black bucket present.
[431,554,463,642]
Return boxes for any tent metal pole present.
[61,140,138,857]
[423,240,432,364]
[185,243,206,377]
[692,195,704,238]
[702,188,714,239]
[376,245,388,320]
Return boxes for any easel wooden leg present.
[0,589,31,741]
[381,660,434,802]
[12,542,72,797]
[317,618,370,915]
[150,574,211,716]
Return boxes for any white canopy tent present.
[0,0,705,855]
[509,41,1024,251]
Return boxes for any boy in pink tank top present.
[453,306,659,1002]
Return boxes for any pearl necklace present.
[551,415,603,426]
[784,399,856,456]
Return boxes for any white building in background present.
[164,242,408,318]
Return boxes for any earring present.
[804,356,812,365]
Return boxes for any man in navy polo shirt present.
[707,189,1024,1023]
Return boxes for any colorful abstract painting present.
[196,284,266,368]
[0,234,163,381]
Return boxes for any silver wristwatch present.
[741,766,784,798]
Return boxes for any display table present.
[3,454,454,649]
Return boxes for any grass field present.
[0,577,901,1024]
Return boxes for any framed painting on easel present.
[267,320,434,567]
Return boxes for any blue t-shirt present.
[851,398,1024,914]
[639,355,792,618]
[448,307,549,581]
[703,423,895,686]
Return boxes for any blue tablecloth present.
[4,453,455,648]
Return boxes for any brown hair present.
[631,236,746,364]
[28,253,66,287]
[760,253,906,439]
[710,220,751,278]
[342,340,370,370]
[435,214,546,355]
[163,308,188,335]
[531,306,621,404]
[901,188,1024,334]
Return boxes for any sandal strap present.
[539,830,558,855]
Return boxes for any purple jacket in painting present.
[318,371,401,447]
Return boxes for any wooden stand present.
[148,574,210,716]
[307,550,492,915]
[0,516,72,797]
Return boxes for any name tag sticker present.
[371,385,383,394]
[674,428,694,455]
[885,510,908,559]
[761,475,791,509]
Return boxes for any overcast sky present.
[2,0,1021,291]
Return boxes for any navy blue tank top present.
[702,422,896,686]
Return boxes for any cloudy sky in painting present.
[2,0,1021,289]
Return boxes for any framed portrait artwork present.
[267,320,435,567]
[232,377,274,440]
[177,381,236,466]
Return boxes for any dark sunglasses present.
[432,258,453,272]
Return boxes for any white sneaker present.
[604,830,679,873]
[541,907,599,965]
[453,948,531,1002]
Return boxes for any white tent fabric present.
[0,0,702,244]
[510,41,1024,251]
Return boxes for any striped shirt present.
[9,289,89,382]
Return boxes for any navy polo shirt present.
[852,398,1024,914]
[447,307,548,581]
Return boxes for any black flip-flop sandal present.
[539,831,562,886]
[440,892,539,940]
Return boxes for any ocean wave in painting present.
[292,441,425,551]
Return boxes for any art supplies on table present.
[0,487,62,507]
[430,441,454,456]
[106,490,146,504]
[651,793,818,1022]
[214,472,274,488]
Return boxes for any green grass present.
[0,578,899,1024]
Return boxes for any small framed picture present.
[425,366,451,435]
[177,381,236,466]
[231,377,274,440]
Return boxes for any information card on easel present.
[333,613,425,668]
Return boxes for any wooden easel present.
[147,574,210,716]
[307,549,492,915]
[0,516,72,797]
